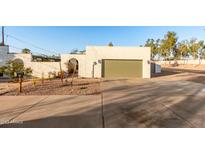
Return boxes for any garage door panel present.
[102,59,142,78]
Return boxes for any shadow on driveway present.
[2,77,205,128]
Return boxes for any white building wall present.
[85,46,151,78]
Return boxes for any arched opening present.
[67,58,78,77]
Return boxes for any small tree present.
[65,59,78,86]
[160,39,169,60]
[188,38,204,59]
[65,61,76,74]
[0,66,6,76]
[3,59,32,78]
[160,31,178,60]
[0,66,6,73]
[22,48,31,54]
[108,42,114,47]
[175,40,189,60]
[201,49,205,59]
[144,38,160,59]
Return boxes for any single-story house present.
[61,46,151,78]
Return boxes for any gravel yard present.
[1,78,101,96]
[1,64,205,96]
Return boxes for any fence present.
[155,59,205,65]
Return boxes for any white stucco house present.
[61,46,151,78]
[0,45,151,79]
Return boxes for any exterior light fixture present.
[98,60,102,64]
[147,60,150,64]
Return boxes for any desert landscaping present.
[0,78,100,96]
[2,63,205,96]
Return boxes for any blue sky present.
[1,26,205,55]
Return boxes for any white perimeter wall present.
[156,60,205,65]
[25,62,60,78]
[15,54,60,78]
[0,46,61,78]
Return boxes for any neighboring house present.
[0,45,151,79]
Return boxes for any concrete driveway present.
[1,68,205,128]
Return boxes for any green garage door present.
[102,59,142,78]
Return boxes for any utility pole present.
[1,26,4,46]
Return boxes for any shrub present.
[3,60,32,78]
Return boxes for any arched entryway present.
[67,58,79,77]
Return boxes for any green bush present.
[2,59,32,78]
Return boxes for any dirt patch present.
[151,65,205,83]
[161,64,205,73]
[2,78,101,96]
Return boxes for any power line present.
[9,45,23,51]
[9,44,49,57]
[6,33,59,55]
